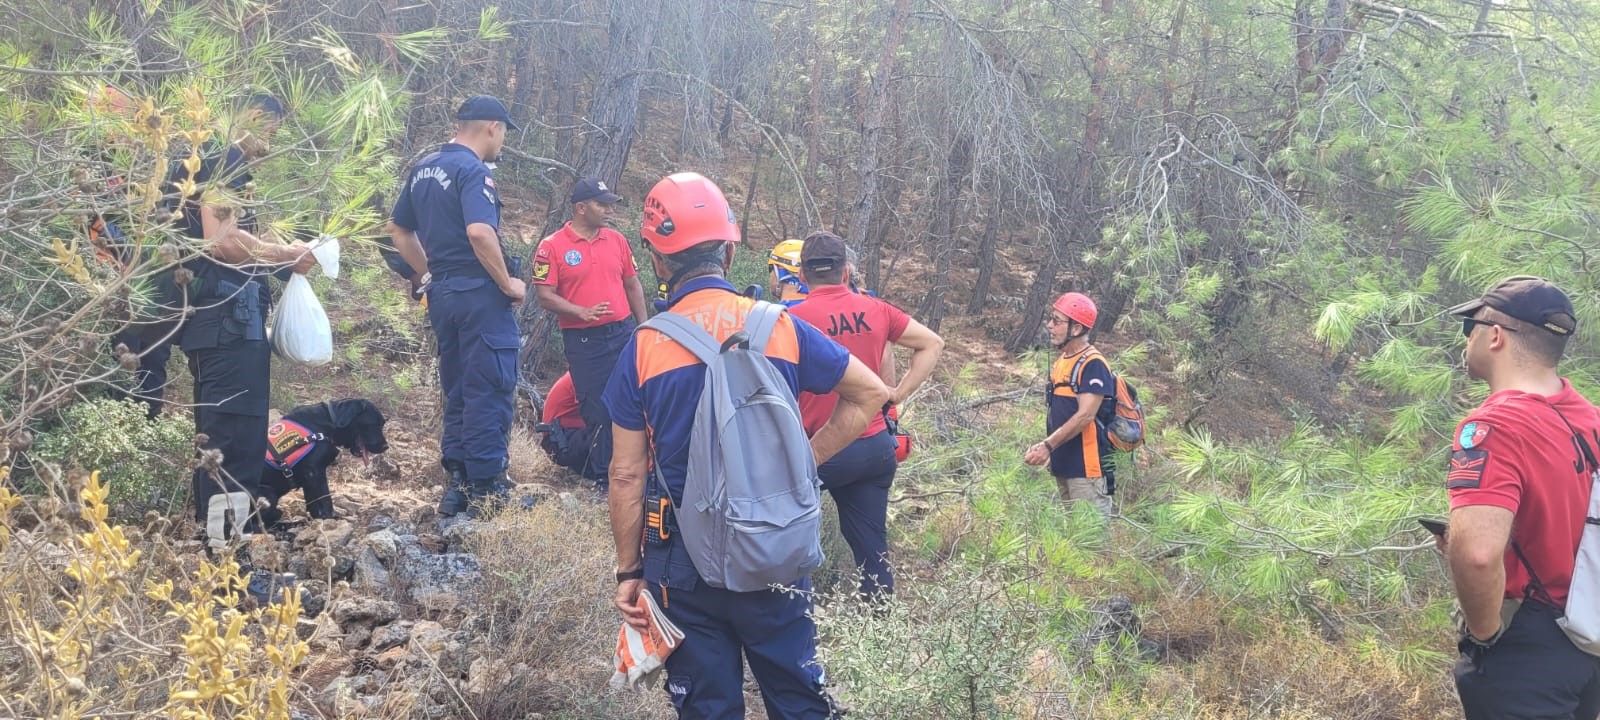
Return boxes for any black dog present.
[259,398,388,527]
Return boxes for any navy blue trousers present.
[427,279,518,482]
[817,430,898,598]
[561,318,634,480]
[651,577,834,719]
[113,331,171,418]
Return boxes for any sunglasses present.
[1462,317,1518,338]
[1047,316,1070,326]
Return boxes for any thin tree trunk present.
[919,134,974,331]
[805,22,827,191]
[739,144,762,247]
[1162,0,1187,118]
[967,198,1001,314]
[844,0,913,259]
[1009,0,1114,352]
[572,0,665,189]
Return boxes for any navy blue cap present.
[456,95,519,131]
[570,178,623,205]
[1449,276,1577,336]
[243,93,286,118]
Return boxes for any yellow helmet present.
[767,239,804,274]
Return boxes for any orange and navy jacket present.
[1046,346,1115,479]
[602,276,850,590]
[604,276,850,507]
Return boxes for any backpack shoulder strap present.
[643,312,721,365]
[1069,347,1106,391]
[743,301,785,353]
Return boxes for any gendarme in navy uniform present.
[388,95,524,517]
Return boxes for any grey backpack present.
[644,302,825,592]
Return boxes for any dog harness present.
[265,418,324,475]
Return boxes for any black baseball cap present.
[456,95,519,130]
[800,233,849,273]
[570,178,622,204]
[1448,275,1576,336]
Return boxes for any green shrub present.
[27,398,193,517]
[814,570,1043,718]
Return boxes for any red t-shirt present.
[531,223,638,330]
[788,285,910,438]
[1448,378,1599,607]
[541,372,584,429]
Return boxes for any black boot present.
[437,460,469,516]
[464,473,512,519]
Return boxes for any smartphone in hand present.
[1418,517,1448,537]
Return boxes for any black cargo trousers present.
[1455,600,1600,720]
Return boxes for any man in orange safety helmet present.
[1024,292,1116,513]
[602,172,888,717]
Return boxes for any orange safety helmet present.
[1052,292,1098,328]
[640,172,741,255]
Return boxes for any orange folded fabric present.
[610,588,685,690]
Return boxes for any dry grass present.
[462,501,671,719]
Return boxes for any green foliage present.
[814,573,1042,718]
[27,399,193,517]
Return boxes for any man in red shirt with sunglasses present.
[1442,276,1600,719]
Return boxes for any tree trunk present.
[739,144,762,247]
[967,198,1001,314]
[572,0,665,189]
[1009,0,1114,352]
[862,106,905,293]
[919,134,974,331]
[804,24,827,191]
[844,0,913,261]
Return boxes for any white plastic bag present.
[310,234,341,279]
[271,274,333,365]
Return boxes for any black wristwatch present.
[615,568,645,583]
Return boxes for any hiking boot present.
[246,569,298,608]
[437,460,469,517]
[463,473,511,519]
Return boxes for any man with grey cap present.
[1439,276,1600,718]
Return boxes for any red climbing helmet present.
[640,172,741,255]
[1052,292,1098,328]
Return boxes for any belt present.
[427,270,491,282]
[563,319,632,338]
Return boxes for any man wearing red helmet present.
[1025,292,1116,513]
[603,173,889,718]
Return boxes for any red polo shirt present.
[531,223,638,330]
[788,284,910,438]
[542,372,584,429]
[1448,378,1599,608]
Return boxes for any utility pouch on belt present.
[215,279,265,341]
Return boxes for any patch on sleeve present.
[532,260,551,281]
[1447,448,1489,489]
[1458,421,1491,449]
